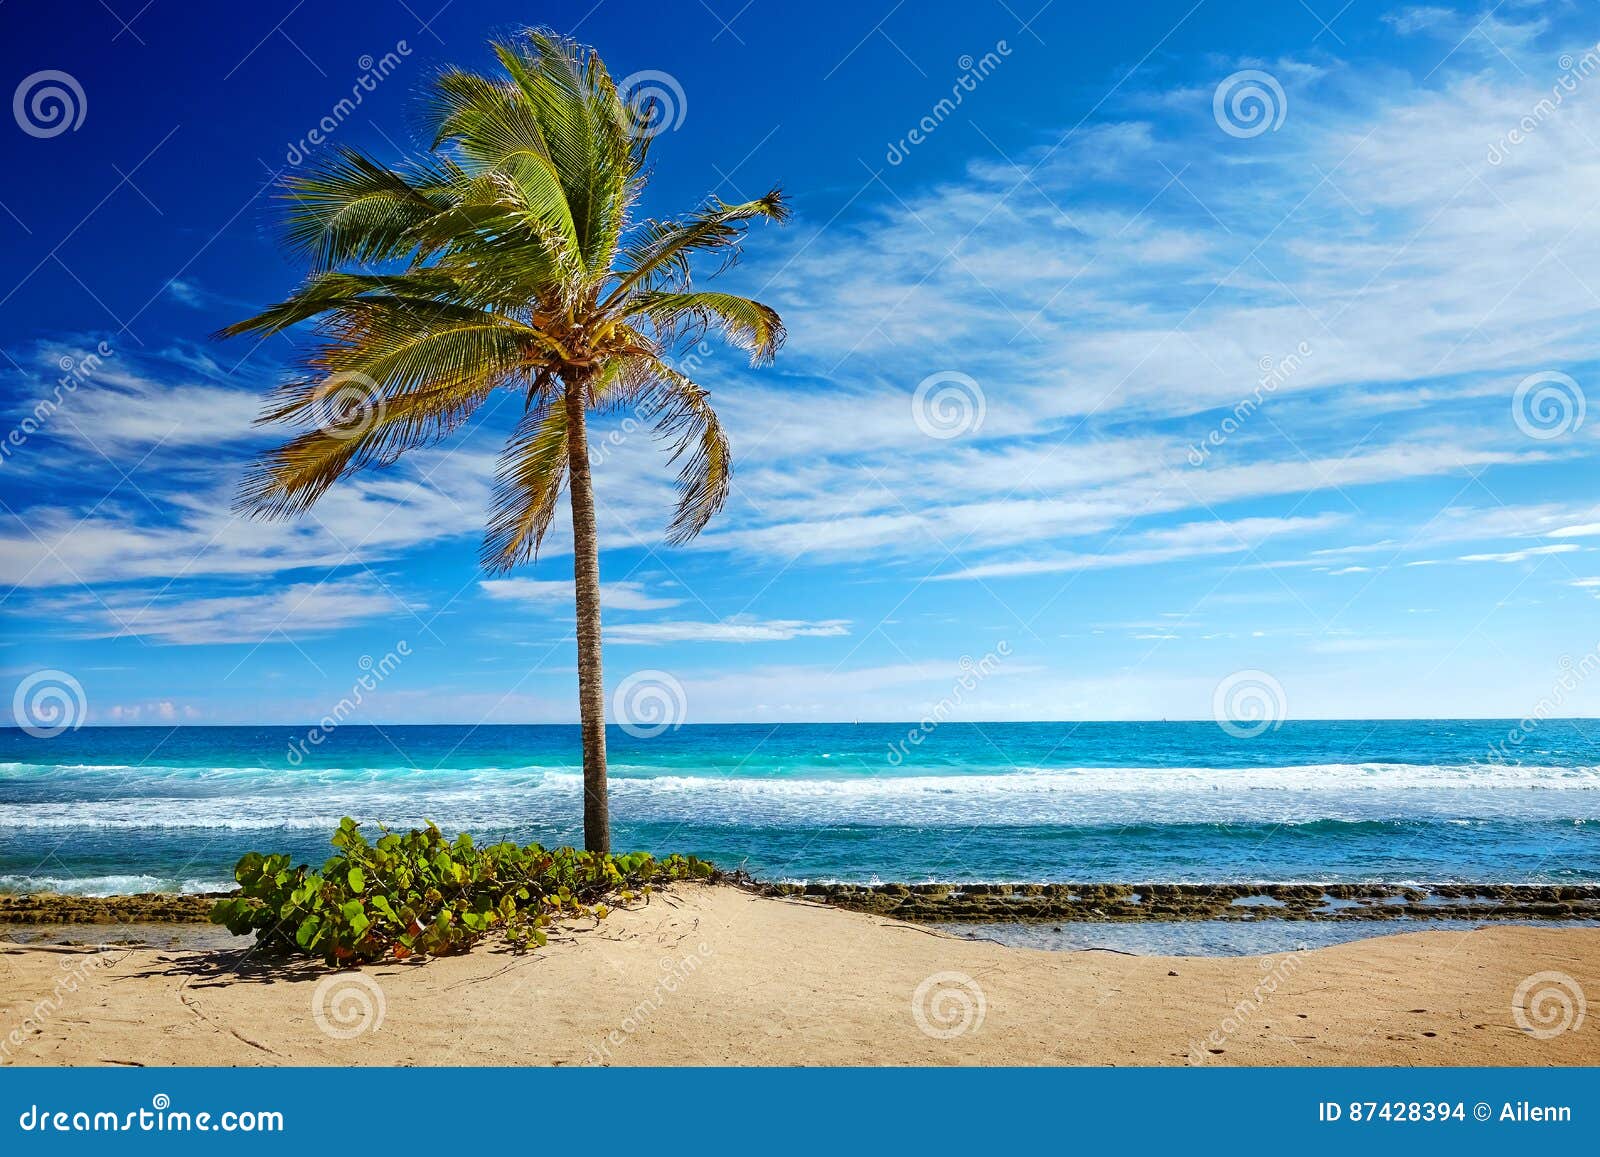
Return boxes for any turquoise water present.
[951,918,1600,956]
[0,721,1596,894]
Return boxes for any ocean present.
[0,720,1596,895]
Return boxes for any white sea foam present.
[0,763,1595,829]
[0,874,231,896]
[5,760,1597,787]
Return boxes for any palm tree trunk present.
[564,375,610,854]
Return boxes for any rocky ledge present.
[6,882,1600,928]
[0,892,221,925]
[749,882,1600,922]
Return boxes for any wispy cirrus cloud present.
[480,577,684,611]
[606,617,851,645]
[55,575,408,645]
[939,514,1349,581]
[1457,544,1584,564]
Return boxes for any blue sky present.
[1,0,1598,725]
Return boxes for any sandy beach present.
[3,883,1595,1066]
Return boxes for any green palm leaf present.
[627,290,786,365]
[607,190,788,301]
[482,391,568,571]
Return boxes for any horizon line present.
[2,717,1593,731]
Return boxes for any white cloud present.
[1458,544,1583,563]
[0,448,496,589]
[20,347,268,452]
[606,617,851,644]
[60,381,263,451]
[1309,635,1412,654]
[939,513,1346,581]
[103,700,203,722]
[658,43,1600,580]
[1382,4,1549,52]
[479,578,684,611]
[58,576,408,645]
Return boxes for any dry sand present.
[2,883,1596,1066]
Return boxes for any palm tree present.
[220,31,787,854]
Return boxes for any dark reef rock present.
[7,882,1600,929]
[0,892,221,926]
[745,881,1600,923]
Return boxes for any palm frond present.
[490,31,638,274]
[236,375,497,519]
[278,148,454,271]
[637,361,732,543]
[626,290,785,365]
[482,390,570,570]
[606,189,788,301]
[420,80,584,269]
[214,271,486,339]
[254,312,551,429]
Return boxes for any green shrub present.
[209,817,715,965]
